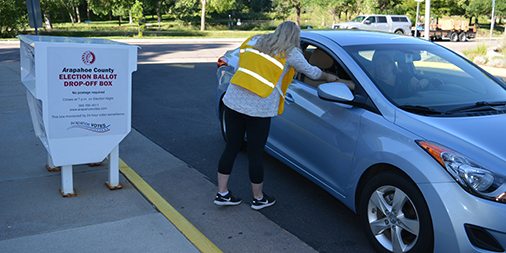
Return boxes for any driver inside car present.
[372,52,430,99]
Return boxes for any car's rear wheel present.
[359,171,433,253]
[394,30,404,35]
[458,32,466,42]
[450,32,459,42]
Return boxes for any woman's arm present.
[287,49,354,90]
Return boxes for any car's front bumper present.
[421,182,506,252]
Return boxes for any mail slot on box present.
[17,35,138,196]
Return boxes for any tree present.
[0,0,27,38]
[88,0,114,20]
[131,0,144,35]
[140,0,177,29]
[243,0,273,12]
[111,0,136,26]
[170,0,200,24]
[290,0,303,26]
[273,0,333,27]
[200,0,236,31]
[39,0,62,29]
[328,0,355,23]
[58,0,82,24]
[201,0,206,30]
[466,0,506,25]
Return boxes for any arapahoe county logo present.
[67,121,110,133]
[82,51,95,65]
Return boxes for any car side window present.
[378,16,387,23]
[297,43,355,92]
[366,16,376,23]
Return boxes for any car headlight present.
[417,140,506,203]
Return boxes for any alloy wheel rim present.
[367,185,420,253]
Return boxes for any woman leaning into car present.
[214,21,343,210]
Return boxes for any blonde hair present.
[253,21,300,59]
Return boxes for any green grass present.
[463,43,489,60]
[462,33,506,68]
[8,18,279,40]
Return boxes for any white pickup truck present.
[333,14,412,35]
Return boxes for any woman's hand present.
[322,72,339,83]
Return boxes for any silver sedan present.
[215,30,506,253]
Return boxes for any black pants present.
[218,106,271,184]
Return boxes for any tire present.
[450,32,459,42]
[458,32,466,42]
[394,30,404,35]
[359,171,434,253]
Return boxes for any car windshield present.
[350,16,366,22]
[344,43,506,115]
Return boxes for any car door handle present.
[285,93,295,103]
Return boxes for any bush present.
[498,33,506,54]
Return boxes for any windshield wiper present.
[443,101,506,115]
[398,105,442,115]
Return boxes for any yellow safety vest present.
[230,36,295,115]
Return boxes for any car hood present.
[396,111,506,174]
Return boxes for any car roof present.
[301,30,430,47]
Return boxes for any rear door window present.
[378,16,388,23]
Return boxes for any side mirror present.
[365,20,371,25]
[318,83,354,102]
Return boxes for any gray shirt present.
[223,48,322,117]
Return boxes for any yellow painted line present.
[169,64,195,68]
[119,159,222,253]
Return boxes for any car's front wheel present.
[359,171,434,253]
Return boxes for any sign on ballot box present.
[17,35,138,196]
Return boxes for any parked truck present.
[414,19,476,42]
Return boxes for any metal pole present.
[29,0,38,35]
[415,1,421,37]
[425,0,431,41]
[490,0,496,45]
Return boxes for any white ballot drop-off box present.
[17,35,138,196]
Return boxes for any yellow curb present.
[119,159,222,253]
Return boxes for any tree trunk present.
[201,0,206,31]
[69,10,76,24]
[157,1,162,29]
[44,13,53,29]
[87,3,91,20]
[76,6,81,23]
[295,3,301,26]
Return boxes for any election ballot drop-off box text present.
[17,35,138,196]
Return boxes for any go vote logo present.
[82,51,95,65]
[67,121,110,133]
